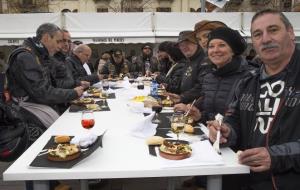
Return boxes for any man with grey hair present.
[208,9,300,189]
[66,44,103,85]
[6,23,84,128]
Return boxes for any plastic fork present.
[213,113,223,155]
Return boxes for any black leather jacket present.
[6,37,78,105]
[225,47,300,190]
[66,54,99,85]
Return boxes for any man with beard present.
[208,9,300,190]
[133,44,159,77]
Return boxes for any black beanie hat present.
[207,27,247,55]
[158,41,171,52]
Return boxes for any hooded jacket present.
[6,37,78,106]
[225,47,300,190]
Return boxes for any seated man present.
[208,9,300,190]
[6,23,83,128]
[66,44,103,85]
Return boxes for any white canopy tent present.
[0,12,300,46]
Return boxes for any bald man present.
[66,44,103,85]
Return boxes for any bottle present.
[145,58,150,75]
[150,80,158,97]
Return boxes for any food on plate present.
[184,124,194,133]
[185,116,194,124]
[87,87,101,94]
[157,88,166,96]
[86,104,101,111]
[132,96,146,102]
[146,136,165,145]
[159,140,192,160]
[72,98,94,105]
[47,144,80,161]
[161,97,173,107]
[54,135,71,144]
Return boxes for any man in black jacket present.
[66,44,103,85]
[208,9,300,190]
[6,23,83,128]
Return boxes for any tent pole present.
[201,0,206,12]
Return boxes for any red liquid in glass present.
[81,119,95,129]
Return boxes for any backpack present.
[0,101,29,162]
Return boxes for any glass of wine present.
[102,80,109,91]
[170,112,185,142]
[81,110,95,130]
[129,78,135,85]
[152,105,163,124]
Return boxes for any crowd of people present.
[0,8,299,190]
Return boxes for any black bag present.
[0,102,29,162]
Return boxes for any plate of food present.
[71,98,95,105]
[30,135,103,168]
[159,139,192,160]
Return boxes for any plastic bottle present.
[150,80,158,97]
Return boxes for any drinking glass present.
[170,112,185,142]
[81,110,95,130]
[102,80,109,91]
[152,105,163,124]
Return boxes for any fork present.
[213,113,223,155]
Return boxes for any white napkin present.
[128,112,157,138]
[120,79,131,89]
[70,133,98,148]
[127,101,152,114]
[156,140,224,168]
[92,82,102,89]
[166,132,204,143]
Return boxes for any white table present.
[3,84,249,190]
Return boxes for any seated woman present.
[175,27,253,123]
[154,41,186,94]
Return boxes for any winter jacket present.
[130,54,159,77]
[195,56,252,123]
[225,47,300,190]
[65,54,99,85]
[99,58,130,77]
[180,49,212,103]
[6,37,78,106]
[156,60,186,94]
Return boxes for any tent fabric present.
[0,12,299,45]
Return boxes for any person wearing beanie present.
[132,44,159,77]
[175,26,254,139]
[155,41,186,93]
[193,20,227,51]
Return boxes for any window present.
[156,7,171,12]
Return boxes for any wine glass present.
[81,110,95,130]
[152,105,163,124]
[129,78,135,84]
[102,80,109,91]
[170,112,185,143]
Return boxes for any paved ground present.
[0,161,204,190]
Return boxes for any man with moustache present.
[207,9,300,190]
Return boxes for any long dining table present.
[3,81,249,190]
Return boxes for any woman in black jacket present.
[154,41,186,94]
[176,27,252,123]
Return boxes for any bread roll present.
[146,136,165,145]
[54,136,71,144]
[184,124,194,133]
